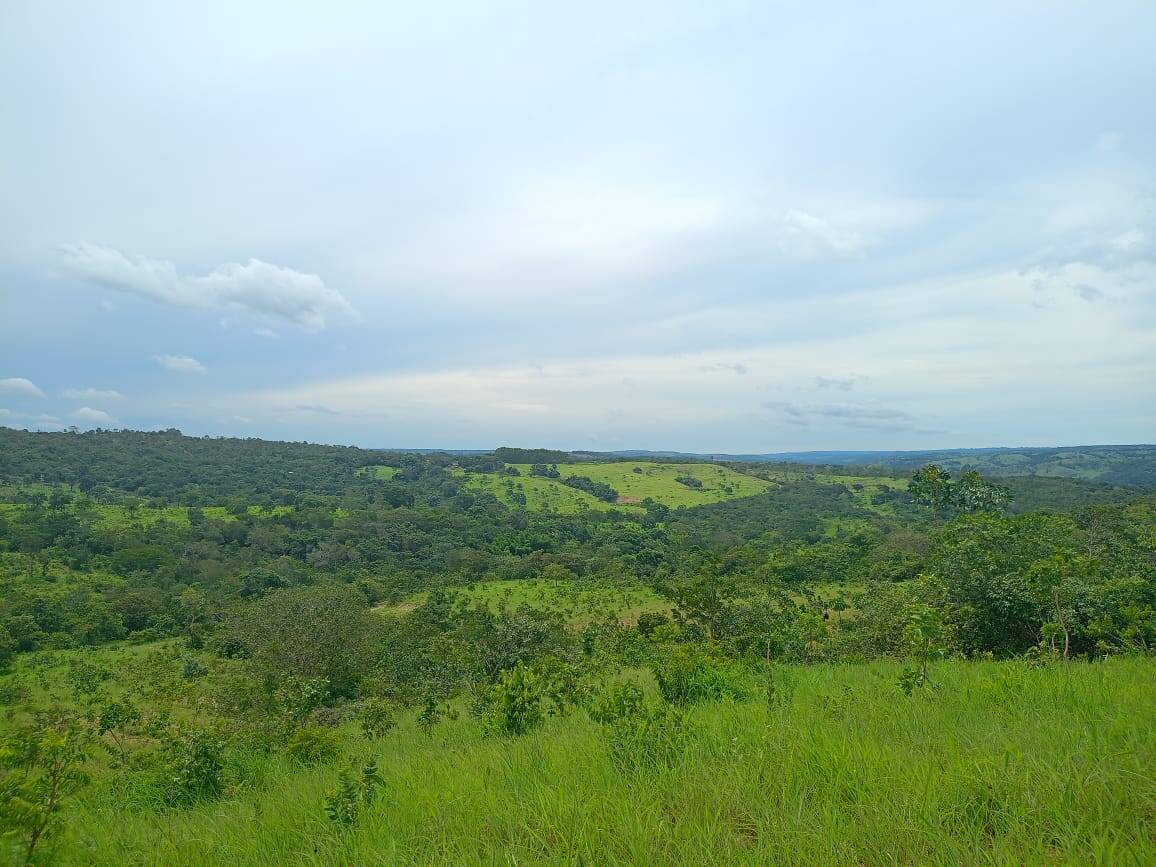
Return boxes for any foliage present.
[358,698,396,740]
[284,726,342,766]
[324,759,384,828]
[650,643,752,705]
[0,718,88,864]
[163,729,224,806]
[220,588,381,699]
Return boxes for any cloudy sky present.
[2,1,1154,452]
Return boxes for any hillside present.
[605,445,1156,489]
[456,461,773,512]
[1,428,1154,866]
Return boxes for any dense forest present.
[0,428,1153,864]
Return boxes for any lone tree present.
[909,464,1012,515]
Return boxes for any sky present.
[1,0,1154,453]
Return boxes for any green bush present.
[164,729,224,806]
[358,698,396,740]
[284,726,342,766]
[586,682,691,771]
[650,642,751,705]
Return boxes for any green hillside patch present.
[458,461,773,512]
[359,465,398,480]
[456,469,630,513]
[379,578,671,627]
[0,500,292,530]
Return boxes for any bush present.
[181,657,208,679]
[651,643,751,705]
[164,729,224,806]
[358,699,396,740]
[284,726,342,766]
[587,682,691,771]
[324,760,384,827]
[636,612,670,637]
[481,663,545,736]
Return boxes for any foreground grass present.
[49,657,1156,866]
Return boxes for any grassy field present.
[454,461,773,513]
[378,578,671,626]
[457,469,626,513]
[0,501,293,530]
[16,654,1152,866]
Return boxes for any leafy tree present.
[220,587,382,699]
[0,719,88,864]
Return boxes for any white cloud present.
[62,387,124,400]
[0,377,45,398]
[154,354,207,374]
[0,408,63,429]
[72,407,115,424]
[60,242,355,329]
[781,209,865,256]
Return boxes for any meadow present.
[6,647,1151,866]
[454,461,775,513]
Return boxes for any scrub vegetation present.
[0,428,1153,865]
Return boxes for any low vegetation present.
[0,428,1152,864]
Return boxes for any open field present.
[7,651,1150,866]
[456,468,627,513]
[454,461,774,513]
[0,501,294,531]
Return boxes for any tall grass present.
[44,657,1154,866]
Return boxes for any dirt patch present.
[616,496,642,504]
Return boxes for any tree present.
[0,719,88,864]
[220,586,382,699]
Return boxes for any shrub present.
[164,729,224,806]
[181,657,208,679]
[0,719,89,863]
[284,726,342,766]
[651,643,751,705]
[481,663,544,736]
[587,682,691,771]
[324,760,384,828]
[636,612,670,637]
[358,699,396,740]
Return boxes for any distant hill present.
[604,445,1156,489]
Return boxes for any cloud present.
[764,400,918,431]
[72,407,115,424]
[154,354,207,374]
[62,387,124,400]
[0,408,63,430]
[780,209,865,256]
[60,242,355,329]
[814,376,858,391]
[0,377,46,398]
[701,362,748,376]
[291,404,344,416]
[254,328,279,339]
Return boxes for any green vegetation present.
[0,429,1153,864]
[379,579,671,627]
[457,461,773,513]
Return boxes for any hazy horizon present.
[3,1,1155,452]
